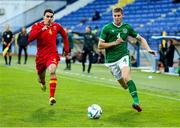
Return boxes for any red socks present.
[49,78,57,97]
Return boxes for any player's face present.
[44,12,54,25]
[113,12,123,25]
[86,27,91,33]
[22,27,26,33]
[5,24,10,31]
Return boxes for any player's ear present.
[43,15,46,20]
[52,15,55,22]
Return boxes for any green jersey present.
[99,22,138,63]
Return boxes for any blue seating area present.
[56,0,180,50]
[56,0,118,32]
[123,0,180,50]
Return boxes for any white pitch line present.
[62,71,180,102]
[139,92,180,101]
[11,67,180,102]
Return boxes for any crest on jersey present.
[123,28,128,34]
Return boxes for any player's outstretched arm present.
[137,35,156,56]
[72,31,84,37]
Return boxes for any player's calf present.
[38,78,46,91]
[118,79,128,89]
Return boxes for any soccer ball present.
[87,104,102,119]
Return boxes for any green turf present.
[0,56,180,127]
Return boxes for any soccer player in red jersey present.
[28,9,69,105]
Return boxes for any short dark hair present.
[44,9,54,16]
[113,7,123,14]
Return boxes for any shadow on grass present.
[23,107,56,125]
[104,110,141,126]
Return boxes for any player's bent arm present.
[28,24,43,43]
[136,35,151,51]
[72,31,84,36]
[10,36,14,44]
[2,38,7,45]
[137,35,156,55]
[59,26,69,54]
[98,39,118,49]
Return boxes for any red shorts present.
[36,54,60,74]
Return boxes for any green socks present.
[127,80,139,104]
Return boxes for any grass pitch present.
[0,56,180,127]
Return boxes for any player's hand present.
[41,25,49,31]
[3,42,7,45]
[15,44,18,48]
[42,22,50,31]
[115,38,124,45]
[65,53,71,59]
[148,50,157,56]
[25,44,28,48]
[66,54,71,60]
[65,52,69,56]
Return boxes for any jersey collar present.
[112,22,123,28]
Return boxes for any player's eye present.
[114,15,121,17]
[46,15,53,18]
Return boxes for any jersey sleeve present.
[57,24,69,54]
[28,23,43,43]
[127,24,138,38]
[99,25,108,41]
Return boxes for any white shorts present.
[105,55,130,80]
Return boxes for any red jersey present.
[28,21,69,58]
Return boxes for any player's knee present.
[50,71,55,76]
[50,72,56,79]
[122,74,131,83]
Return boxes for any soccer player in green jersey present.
[98,7,156,112]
